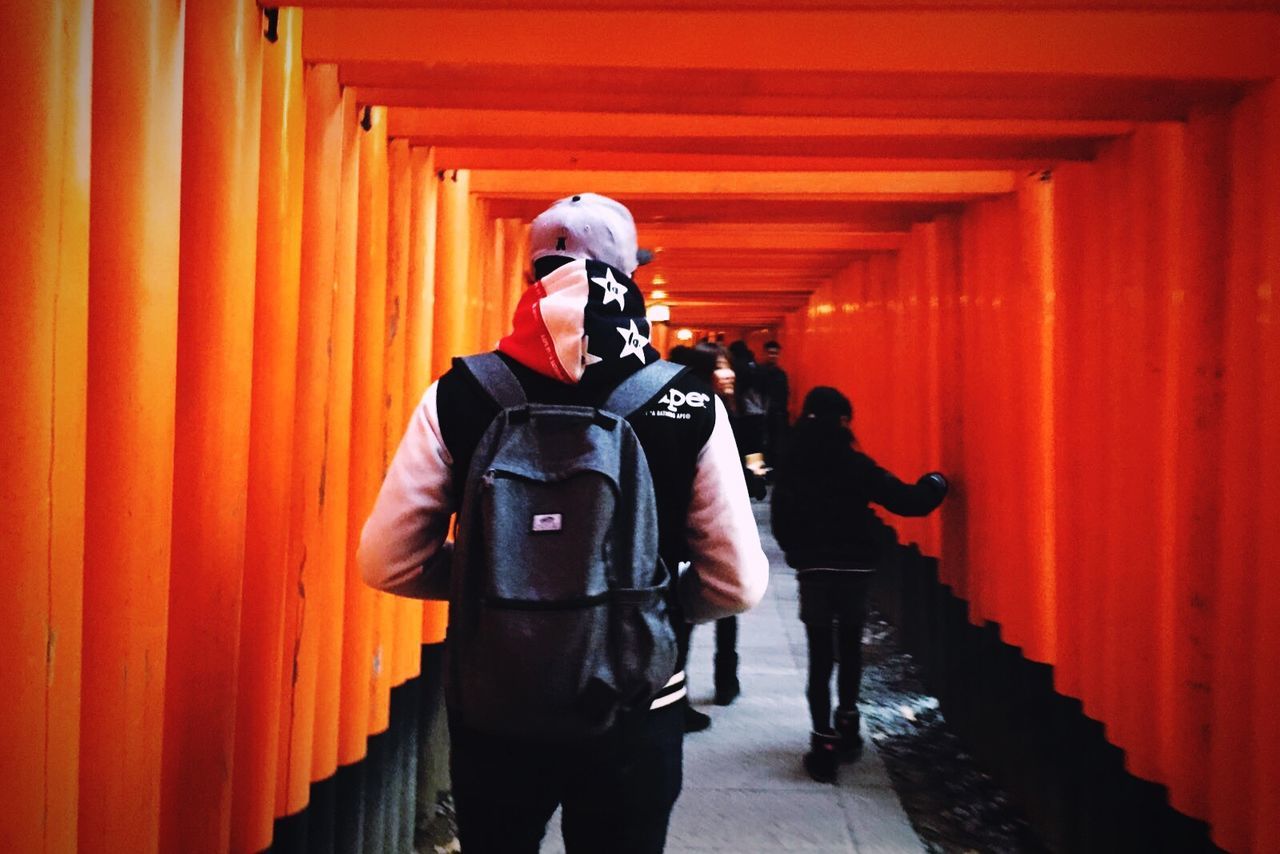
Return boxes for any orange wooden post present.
[1015,173,1058,666]
[408,147,446,650]
[311,85,361,793]
[341,103,388,761]
[274,62,342,820]
[229,9,304,850]
[1047,160,1088,705]
[1209,81,1273,854]
[385,138,423,687]
[160,1,263,849]
[407,147,439,392]
[433,169,473,370]
[0,3,89,851]
[1153,105,1230,821]
[352,106,397,736]
[1247,79,1280,854]
[79,2,183,852]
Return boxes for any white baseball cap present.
[529,193,643,276]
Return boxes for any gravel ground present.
[858,610,1049,854]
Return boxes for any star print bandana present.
[497,258,660,384]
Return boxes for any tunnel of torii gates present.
[2,1,1278,852]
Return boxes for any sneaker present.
[802,731,840,783]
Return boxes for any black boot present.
[713,655,740,706]
[683,700,712,733]
[834,708,863,762]
[802,731,840,783]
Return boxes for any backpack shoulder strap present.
[457,352,527,409]
[603,360,686,417]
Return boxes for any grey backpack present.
[446,353,683,739]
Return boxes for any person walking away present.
[693,342,765,706]
[359,193,768,853]
[770,386,947,784]
[756,340,790,469]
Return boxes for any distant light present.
[651,274,666,286]
[675,328,694,342]
[647,304,671,323]
[650,289,668,300]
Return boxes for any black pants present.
[798,571,871,733]
[676,618,738,692]
[449,702,684,853]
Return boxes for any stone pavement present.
[543,503,925,853]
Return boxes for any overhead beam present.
[413,136,1099,162]
[430,149,1067,173]
[483,197,961,223]
[343,63,1248,121]
[386,109,1131,140]
[289,1,1280,10]
[468,169,1016,199]
[303,9,1280,79]
[641,229,907,251]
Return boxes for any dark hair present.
[687,342,725,384]
[667,344,693,366]
[800,386,852,423]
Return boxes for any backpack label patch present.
[531,512,563,533]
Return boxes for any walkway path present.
[544,503,925,853]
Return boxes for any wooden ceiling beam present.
[641,229,907,251]
[386,109,1131,140]
[467,169,1016,201]
[341,63,1248,121]
[303,8,1280,79]
[482,197,960,223]
[428,148,1064,173]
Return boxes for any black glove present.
[920,471,949,498]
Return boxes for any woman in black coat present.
[771,386,948,783]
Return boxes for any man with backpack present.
[359,193,769,853]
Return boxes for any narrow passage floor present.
[543,502,925,853]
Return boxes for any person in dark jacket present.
[360,194,768,853]
[770,386,948,783]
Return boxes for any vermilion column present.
[0,3,89,852]
[229,9,304,851]
[274,62,342,820]
[312,85,360,795]
[407,147,439,394]
[80,3,183,852]
[160,1,263,850]
[338,90,378,769]
[433,169,473,371]
[1015,173,1057,668]
[350,106,396,737]
[386,139,425,686]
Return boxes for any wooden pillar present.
[79,3,183,852]
[433,169,472,369]
[340,103,387,764]
[311,85,361,794]
[229,9,303,850]
[407,147,438,392]
[160,1,263,850]
[273,62,342,820]
[385,138,424,689]
[351,106,396,738]
[0,2,90,851]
